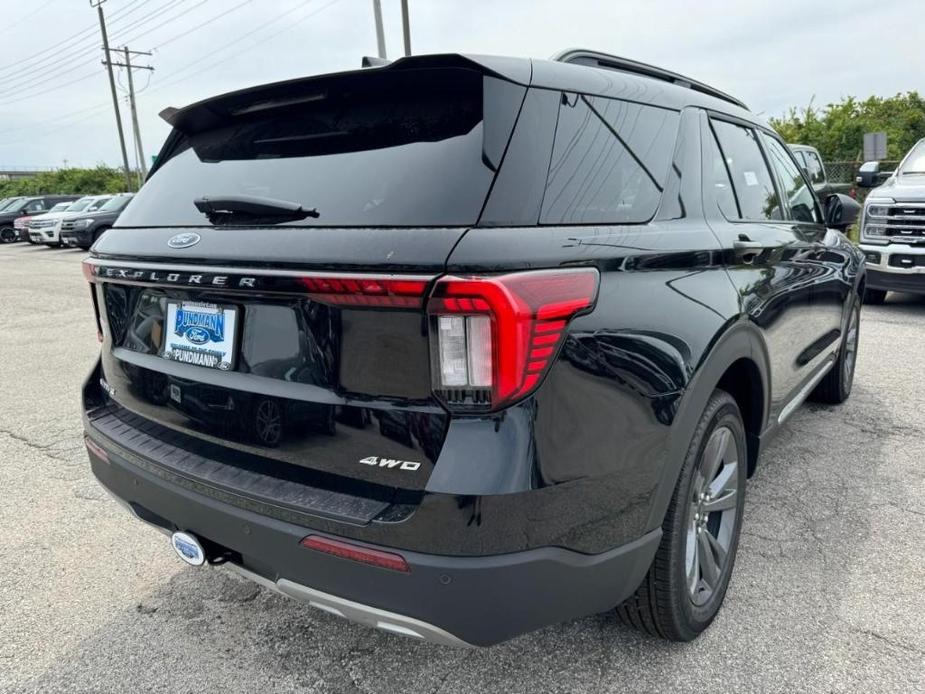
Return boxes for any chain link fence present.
[823,160,901,183]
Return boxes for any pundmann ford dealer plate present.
[162,301,238,370]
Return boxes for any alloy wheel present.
[685,425,739,606]
[255,399,283,446]
[843,305,859,389]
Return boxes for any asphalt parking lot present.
[1,242,923,694]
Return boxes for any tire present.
[810,295,860,404]
[863,288,886,305]
[248,397,284,447]
[92,226,110,245]
[617,389,747,641]
[0,226,16,243]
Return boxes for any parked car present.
[0,195,78,243]
[788,144,855,200]
[856,138,925,302]
[17,201,73,242]
[28,194,111,246]
[60,193,134,249]
[80,50,865,647]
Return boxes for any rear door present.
[89,62,527,492]
[702,113,830,419]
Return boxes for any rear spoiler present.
[158,53,532,134]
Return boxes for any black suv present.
[61,193,135,249]
[0,195,79,242]
[81,51,865,646]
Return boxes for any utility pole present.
[90,0,132,190]
[400,0,411,56]
[122,47,152,182]
[372,0,386,59]
[102,47,153,189]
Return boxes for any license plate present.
[161,301,238,371]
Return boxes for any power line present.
[0,0,199,105]
[151,0,254,50]
[0,0,57,37]
[0,0,183,90]
[0,0,145,76]
[146,0,329,95]
[0,0,341,144]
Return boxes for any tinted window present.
[712,120,781,220]
[707,126,739,219]
[763,136,821,224]
[25,200,45,213]
[99,195,133,212]
[118,70,521,227]
[802,150,825,183]
[87,197,112,211]
[541,94,679,224]
[899,140,925,175]
[66,198,94,212]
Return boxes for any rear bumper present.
[87,438,659,646]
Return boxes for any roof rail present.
[551,48,748,111]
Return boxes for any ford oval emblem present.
[171,531,206,566]
[167,232,201,249]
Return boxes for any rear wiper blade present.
[193,195,320,225]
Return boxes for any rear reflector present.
[84,436,109,462]
[427,267,599,411]
[300,535,411,573]
[298,276,428,308]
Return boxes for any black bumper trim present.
[867,268,925,294]
[89,442,661,646]
[87,405,393,527]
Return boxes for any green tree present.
[0,165,136,198]
[769,92,925,161]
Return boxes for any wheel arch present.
[645,320,770,532]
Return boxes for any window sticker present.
[743,171,759,187]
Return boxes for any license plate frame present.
[161,300,239,371]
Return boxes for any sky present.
[0,0,922,169]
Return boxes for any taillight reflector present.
[298,276,428,308]
[81,260,97,283]
[300,535,411,573]
[427,268,599,411]
[84,436,109,463]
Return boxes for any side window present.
[762,135,822,224]
[26,201,45,213]
[803,150,825,184]
[706,125,740,219]
[711,120,781,221]
[541,94,680,224]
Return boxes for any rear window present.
[118,69,524,228]
[540,94,679,225]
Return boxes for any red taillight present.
[84,436,109,462]
[298,276,428,308]
[300,535,410,573]
[82,261,104,342]
[81,260,97,283]
[427,268,599,411]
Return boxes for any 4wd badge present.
[359,456,421,472]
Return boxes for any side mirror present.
[825,193,861,231]
[856,161,880,188]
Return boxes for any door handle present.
[733,234,763,250]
